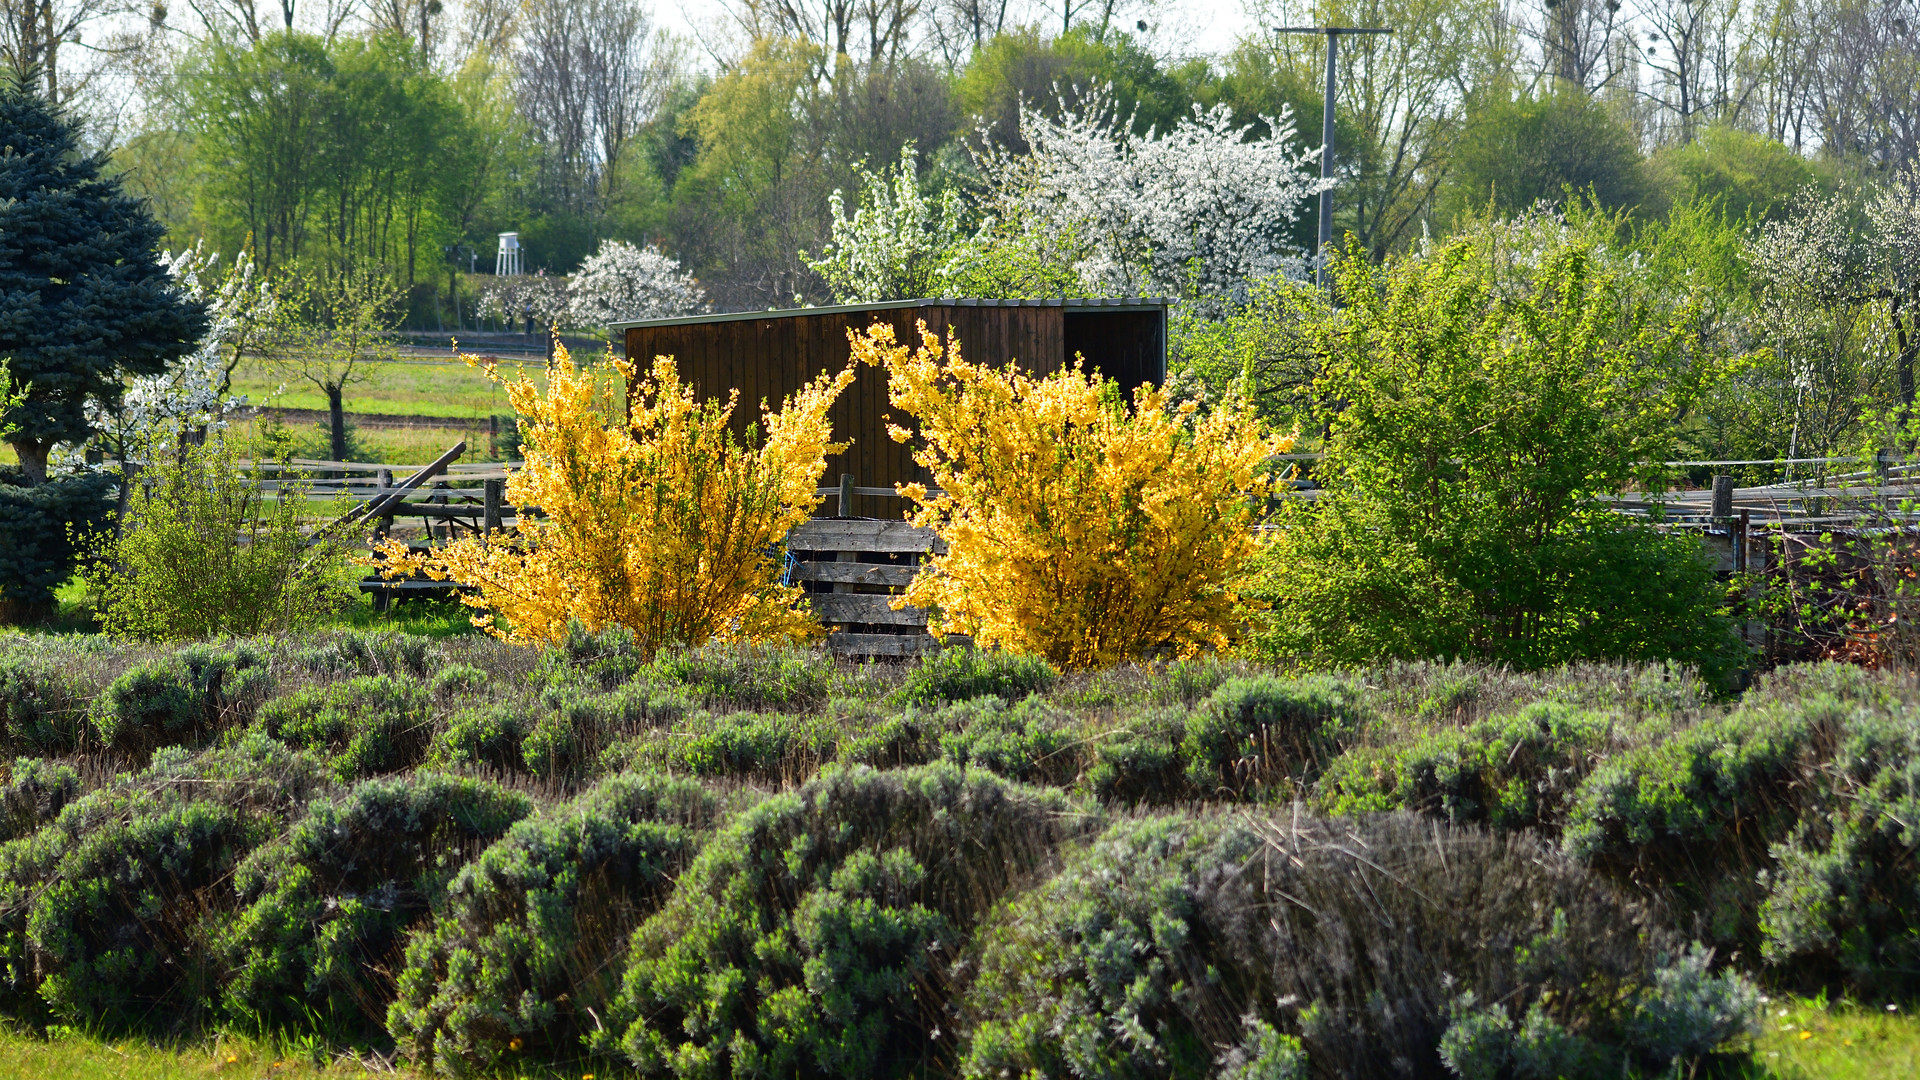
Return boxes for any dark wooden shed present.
[611,298,1169,504]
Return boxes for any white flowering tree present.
[805,144,971,303]
[477,272,572,332]
[73,244,278,468]
[567,240,708,327]
[978,93,1330,312]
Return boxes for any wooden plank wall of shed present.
[626,305,1070,516]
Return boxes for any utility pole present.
[1272,25,1393,289]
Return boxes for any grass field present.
[0,997,1908,1079]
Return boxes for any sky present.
[653,0,1265,68]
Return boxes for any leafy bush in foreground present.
[0,759,79,843]
[895,647,1059,705]
[1317,700,1613,829]
[1758,705,1920,995]
[960,811,1756,1080]
[0,735,329,1032]
[388,772,716,1072]
[0,653,94,754]
[1563,694,1843,948]
[255,674,435,780]
[604,763,1075,1078]
[91,642,274,758]
[220,773,534,1038]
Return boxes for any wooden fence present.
[255,447,1920,656]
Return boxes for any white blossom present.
[477,271,572,331]
[806,144,970,303]
[566,240,708,326]
[978,92,1331,311]
[62,244,269,470]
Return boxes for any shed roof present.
[606,296,1174,333]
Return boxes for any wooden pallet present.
[786,518,961,657]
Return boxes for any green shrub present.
[959,811,1755,1080]
[645,641,832,710]
[1563,696,1839,947]
[0,653,92,754]
[0,469,113,623]
[522,682,694,778]
[1757,706,1920,995]
[0,734,329,1032]
[1247,234,1747,685]
[896,648,1058,705]
[1316,701,1613,829]
[0,759,79,843]
[255,675,435,780]
[285,630,445,679]
[1085,706,1190,804]
[939,695,1081,785]
[668,709,838,780]
[1180,675,1361,796]
[834,707,945,768]
[429,702,535,772]
[78,440,353,640]
[387,772,715,1072]
[542,619,646,690]
[220,773,533,1038]
[91,642,274,758]
[604,763,1075,1079]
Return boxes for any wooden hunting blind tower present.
[610,297,1170,502]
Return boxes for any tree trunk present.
[7,438,49,486]
[328,384,348,463]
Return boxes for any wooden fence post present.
[483,479,503,533]
[1711,474,1734,519]
[839,473,856,519]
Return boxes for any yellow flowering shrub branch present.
[850,321,1290,668]
[370,340,853,649]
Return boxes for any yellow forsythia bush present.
[851,322,1289,668]
[374,342,853,648]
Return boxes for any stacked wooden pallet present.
[786,518,956,657]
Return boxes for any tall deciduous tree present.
[0,82,207,484]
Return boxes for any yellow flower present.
[509,1037,523,1052]
[368,343,851,649]
[849,321,1289,667]
[1799,1030,1813,1040]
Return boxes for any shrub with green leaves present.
[0,653,92,754]
[1249,233,1746,684]
[79,439,353,640]
[1757,706,1920,995]
[523,682,694,778]
[0,759,79,843]
[667,709,838,780]
[1316,701,1613,829]
[1180,675,1362,795]
[604,763,1074,1079]
[1085,705,1190,804]
[286,630,446,679]
[1563,695,1841,947]
[896,648,1059,705]
[938,694,1080,785]
[91,642,273,758]
[645,641,831,710]
[960,811,1755,1080]
[220,773,534,1038]
[255,674,435,780]
[387,772,716,1072]
[429,702,536,772]
[0,734,329,1032]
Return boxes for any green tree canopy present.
[1442,89,1649,221]
[0,82,207,484]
